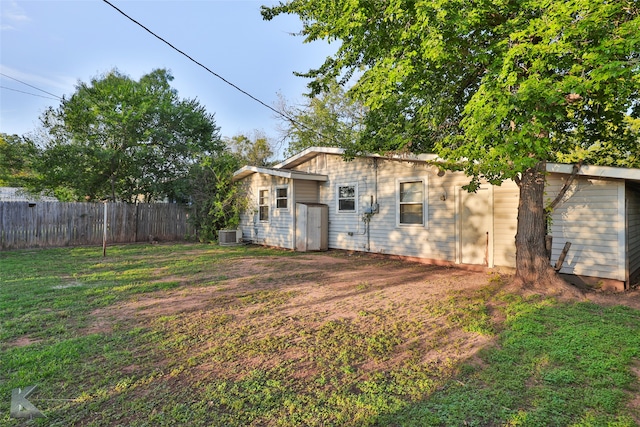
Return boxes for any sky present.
[0,0,337,155]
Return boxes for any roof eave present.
[275,147,346,169]
[232,165,327,182]
[275,146,442,169]
[547,163,640,182]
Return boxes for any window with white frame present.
[258,189,269,221]
[337,184,356,212]
[276,186,288,209]
[398,179,425,225]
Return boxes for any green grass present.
[376,295,640,426]
[1,244,639,426]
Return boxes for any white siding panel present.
[295,180,319,203]
[627,184,640,280]
[238,174,261,243]
[492,181,518,267]
[236,174,294,249]
[239,154,631,283]
[314,155,368,251]
[293,154,465,261]
[268,176,294,249]
[546,175,624,281]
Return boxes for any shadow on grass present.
[372,297,640,427]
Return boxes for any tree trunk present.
[513,161,579,294]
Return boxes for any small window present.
[259,189,269,221]
[399,180,424,225]
[337,185,356,212]
[276,187,288,209]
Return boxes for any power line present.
[0,72,62,100]
[101,0,332,143]
[0,85,60,101]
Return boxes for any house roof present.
[232,165,328,182]
[274,147,344,169]
[234,147,640,183]
[546,163,640,182]
[274,146,441,170]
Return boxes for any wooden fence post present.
[102,202,108,257]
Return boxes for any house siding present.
[294,180,319,203]
[545,175,624,281]
[291,154,518,268]
[315,155,368,252]
[292,154,472,261]
[492,181,519,268]
[627,183,640,284]
[238,174,294,249]
[237,175,256,242]
[236,149,636,287]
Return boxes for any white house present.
[0,187,58,202]
[233,147,640,291]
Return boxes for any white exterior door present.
[306,206,322,251]
[459,187,491,266]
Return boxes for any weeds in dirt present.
[1,244,639,426]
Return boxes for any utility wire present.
[0,85,60,101]
[102,0,333,143]
[0,72,62,100]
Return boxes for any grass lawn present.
[1,243,639,426]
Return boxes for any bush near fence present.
[0,202,194,250]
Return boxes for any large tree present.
[187,151,247,241]
[558,116,640,168]
[263,0,640,289]
[0,133,39,187]
[275,82,365,156]
[225,130,274,166]
[38,69,222,202]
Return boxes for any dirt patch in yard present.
[91,249,640,325]
[5,336,42,348]
[87,248,640,390]
[89,251,502,382]
[584,286,640,311]
[79,248,640,425]
[90,252,494,325]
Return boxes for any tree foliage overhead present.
[0,133,39,187]
[225,130,274,166]
[38,69,223,202]
[557,116,640,168]
[187,151,247,241]
[264,0,639,288]
[263,0,639,182]
[275,82,365,157]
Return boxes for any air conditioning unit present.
[218,229,242,246]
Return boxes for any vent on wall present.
[218,229,242,246]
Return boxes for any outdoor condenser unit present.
[218,229,242,246]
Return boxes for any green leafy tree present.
[263,0,640,288]
[187,152,247,241]
[557,116,640,168]
[225,130,274,166]
[38,69,222,202]
[0,133,39,187]
[276,82,365,156]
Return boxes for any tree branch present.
[546,161,582,212]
